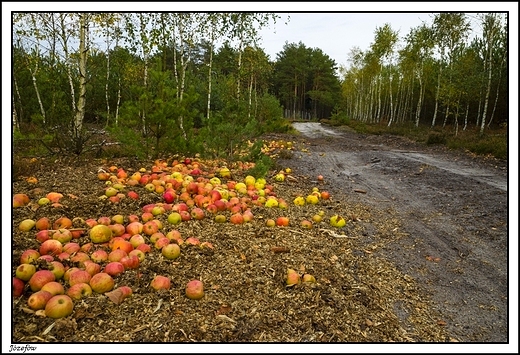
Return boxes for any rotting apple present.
[90,249,109,263]
[15,263,36,282]
[185,279,204,300]
[20,249,40,264]
[286,269,301,286]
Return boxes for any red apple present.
[127,214,140,223]
[67,282,92,300]
[83,260,102,276]
[68,269,92,286]
[142,221,159,236]
[150,275,170,291]
[90,272,115,293]
[41,281,65,296]
[301,220,313,229]
[35,217,51,231]
[161,243,181,260]
[126,221,143,236]
[154,237,170,250]
[185,279,204,300]
[190,207,205,220]
[35,230,52,243]
[84,218,98,228]
[111,238,133,254]
[108,249,127,262]
[53,216,72,230]
[80,242,93,253]
[230,213,244,225]
[45,295,74,318]
[70,252,90,267]
[141,212,154,222]
[13,277,25,297]
[39,239,63,256]
[20,249,40,264]
[320,191,330,200]
[109,223,126,237]
[63,267,80,282]
[136,243,152,253]
[38,254,54,262]
[120,255,140,269]
[276,216,290,227]
[15,263,36,282]
[97,216,111,226]
[63,242,81,255]
[180,210,191,222]
[28,290,53,310]
[105,261,125,276]
[29,270,56,291]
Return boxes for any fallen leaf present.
[67,194,79,199]
[437,320,447,326]
[215,304,232,316]
[105,288,126,305]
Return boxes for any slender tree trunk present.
[487,54,505,128]
[74,14,88,141]
[248,71,253,119]
[28,59,46,125]
[105,36,110,127]
[432,68,441,128]
[115,77,121,126]
[387,71,394,127]
[13,94,20,131]
[206,39,213,122]
[13,75,23,127]
[59,14,77,114]
[415,74,424,127]
[480,37,494,135]
[463,102,469,131]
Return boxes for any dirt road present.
[286,122,510,342]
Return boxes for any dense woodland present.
[12,12,508,159]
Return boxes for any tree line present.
[12,12,507,158]
[12,12,341,158]
[339,13,507,135]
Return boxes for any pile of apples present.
[13,212,209,318]
[13,157,349,318]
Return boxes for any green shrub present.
[426,131,447,145]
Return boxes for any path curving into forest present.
[286,122,509,342]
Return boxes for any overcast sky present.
[256,12,436,67]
